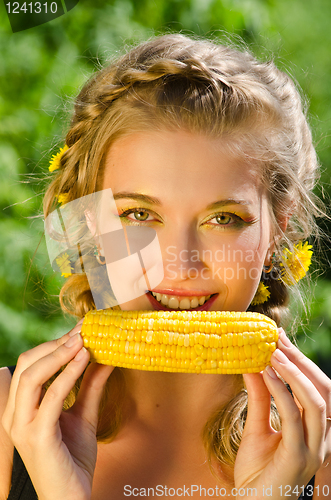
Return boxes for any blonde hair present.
[44,33,322,470]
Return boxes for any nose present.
[160,227,208,282]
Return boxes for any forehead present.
[102,130,264,207]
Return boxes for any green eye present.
[132,210,149,221]
[118,208,156,224]
[206,212,248,229]
[215,214,232,225]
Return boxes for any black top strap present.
[7,449,38,500]
[7,365,16,376]
[6,366,38,500]
[299,475,315,498]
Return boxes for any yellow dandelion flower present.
[251,282,270,306]
[57,193,70,205]
[55,252,72,277]
[49,144,69,172]
[61,272,72,278]
[280,241,313,285]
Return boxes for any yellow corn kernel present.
[80,309,278,374]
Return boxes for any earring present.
[263,252,275,274]
[94,245,106,265]
[263,263,273,273]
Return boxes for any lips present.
[146,291,218,311]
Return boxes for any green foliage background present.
[0,0,330,372]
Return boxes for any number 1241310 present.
[6,2,58,14]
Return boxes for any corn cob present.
[80,310,278,374]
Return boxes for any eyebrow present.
[113,192,162,206]
[206,199,252,210]
[113,192,252,210]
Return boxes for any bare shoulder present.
[0,367,14,500]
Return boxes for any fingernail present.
[279,331,292,348]
[69,328,80,337]
[65,333,81,348]
[74,347,87,361]
[265,365,278,379]
[277,338,287,350]
[272,348,288,364]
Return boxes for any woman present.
[1,33,330,499]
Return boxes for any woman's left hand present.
[235,328,331,499]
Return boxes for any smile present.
[146,291,218,311]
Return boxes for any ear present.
[278,199,295,234]
[264,214,290,267]
[84,209,104,255]
[264,240,276,268]
[278,214,290,234]
[85,209,97,235]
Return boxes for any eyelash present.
[118,208,159,224]
[117,208,252,228]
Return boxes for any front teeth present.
[151,292,211,309]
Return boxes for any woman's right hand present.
[1,319,114,500]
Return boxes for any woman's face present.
[101,129,275,312]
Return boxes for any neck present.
[120,370,243,438]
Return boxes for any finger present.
[21,319,84,371]
[36,346,92,429]
[278,329,331,408]
[13,334,87,428]
[263,364,306,450]
[2,320,84,433]
[242,372,272,434]
[11,320,84,397]
[270,348,326,455]
[71,362,114,429]
[56,318,85,345]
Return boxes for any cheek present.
[211,255,263,286]
[209,229,266,267]
[204,227,268,296]
[214,252,264,310]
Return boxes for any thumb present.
[242,372,272,435]
[72,362,114,428]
